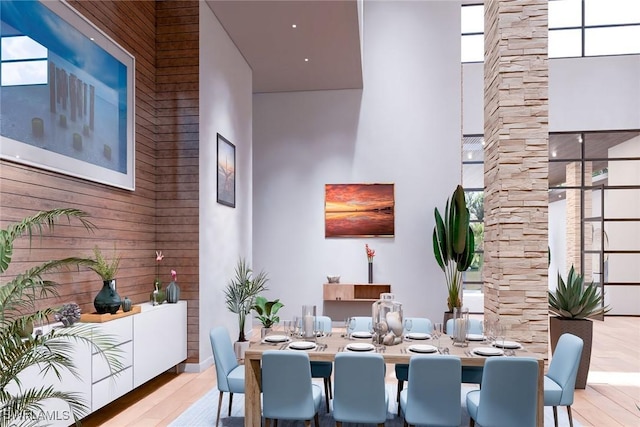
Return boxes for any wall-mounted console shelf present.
[323,283,391,302]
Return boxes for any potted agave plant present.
[549,265,609,389]
[432,185,475,325]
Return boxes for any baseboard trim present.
[184,355,213,373]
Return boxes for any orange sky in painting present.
[325,184,394,212]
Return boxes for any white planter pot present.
[234,341,250,361]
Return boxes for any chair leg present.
[553,406,559,427]
[304,420,311,427]
[336,422,342,427]
[274,420,278,427]
[323,378,330,411]
[397,380,404,415]
[378,424,385,427]
[470,418,475,427]
[314,413,320,426]
[404,421,409,427]
[228,392,233,416]
[265,418,271,427]
[328,376,333,398]
[216,391,223,427]
[567,405,574,427]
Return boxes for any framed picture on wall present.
[217,133,236,208]
[0,0,136,190]
[325,183,395,237]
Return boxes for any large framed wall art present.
[216,133,236,208]
[0,0,136,190]
[325,183,395,237]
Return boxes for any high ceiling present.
[206,0,363,93]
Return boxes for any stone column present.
[566,161,593,281]
[483,0,549,355]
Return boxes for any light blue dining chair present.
[209,327,245,427]
[333,352,388,427]
[348,316,372,334]
[466,357,539,427]
[445,317,483,335]
[400,355,461,427]
[311,315,333,411]
[545,333,584,427]
[262,350,322,427]
[394,316,433,414]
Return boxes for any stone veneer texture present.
[483,0,549,355]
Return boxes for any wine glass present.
[345,317,355,339]
[314,320,324,343]
[495,323,506,349]
[404,318,413,340]
[433,322,443,350]
[291,316,300,337]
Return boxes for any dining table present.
[244,331,545,427]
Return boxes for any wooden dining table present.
[244,332,544,427]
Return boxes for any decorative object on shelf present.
[301,304,317,339]
[166,269,180,303]
[94,279,122,314]
[224,257,269,358]
[325,183,395,237]
[0,208,123,425]
[371,293,403,346]
[150,282,165,306]
[433,185,475,318]
[251,295,283,333]
[451,306,469,347]
[121,296,133,312]
[366,244,375,283]
[217,133,236,208]
[327,275,340,284]
[154,250,164,288]
[55,302,82,326]
[549,265,610,389]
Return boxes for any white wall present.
[253,1,462,325]
[463,54,640,134]
[197,3,253,369]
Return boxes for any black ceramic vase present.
[94,279,122,314]
[368,263,373,284]
[166,280,180,303]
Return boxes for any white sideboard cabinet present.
[11,301,187,426]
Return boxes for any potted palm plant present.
[223,258,269,358]
[432,185,475,324]
[0,208,123,425]
[87,245,122,314]
[251,296,284,338]
[549,265,609,389]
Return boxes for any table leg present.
[537,359,544,427]
[245,358,262,426]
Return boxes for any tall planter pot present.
[549,316,593,389]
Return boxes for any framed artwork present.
[217,133,236,208]
[325,183,395,237]
[0,0,136,190]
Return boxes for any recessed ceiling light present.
[304,58,309,62]
[481,138,485,146]
[90,37,95,41]
[292,24,297,28]
[551,150,557,158]
[467,152,473,159]
[578,135,583,143]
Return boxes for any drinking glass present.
[433,322,443,349]
[345,317,355,339]
[291,316,300,337]
[404,318,413,340]
[314,320,324,343]
[495,323,506,349]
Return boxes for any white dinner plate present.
[351,331,373,339]
[406,332,431,340]
[288,341,317,350]
[466,334,485,341]
[472,346,504,357]
[408,344,438,354]
[263,334,290,343]
[346,343,375,352]
[493,340,522,349]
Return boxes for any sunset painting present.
[325,183,395,237]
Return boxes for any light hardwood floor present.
[81,316,640,426]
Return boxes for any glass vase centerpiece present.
[451,306,470,347]
[371,292,403,346]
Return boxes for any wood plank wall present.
[156,0,200,363]
[1,1,201,363]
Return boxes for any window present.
[1,35,48,86]
[462,135,485,291]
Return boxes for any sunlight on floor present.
[588,371,640,386]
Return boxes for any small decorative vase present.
[368,263,373,284]
[122,296,133,312]
[150,283,165,306]
[94,279,122,314]
[166,280,180,303]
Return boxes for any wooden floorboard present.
[79,316,640,426]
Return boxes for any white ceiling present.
[206,0,363,93]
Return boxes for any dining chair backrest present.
[262,350,320,421]
[209,327,241,393]
[546,333,584,406]
[471,357,539,427]
[315,315,332,333]
[446,318,483,335]
[333,352,388,424]
[349,316,372,333]
[403,355,461,426]
[404,317,432,334]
